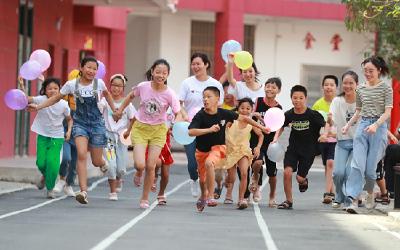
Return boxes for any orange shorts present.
[195,145,226,183]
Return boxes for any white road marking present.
[90,179,190,250]
[0,170,134,220]
[253,178,279,250]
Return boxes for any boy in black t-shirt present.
[273,85,326,209]
[188,86,270,212]
[246,77,282,207]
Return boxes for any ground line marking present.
[90,179,190,250]
[252,177,279,250]
[0,170,134,220]
[363,215,400,240]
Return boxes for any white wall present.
[254,19,370,110]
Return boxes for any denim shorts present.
[72,122,107,148]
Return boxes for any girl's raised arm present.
[226,53,237,88]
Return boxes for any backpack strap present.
[74,78,84,104]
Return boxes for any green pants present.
[36,135,64,190]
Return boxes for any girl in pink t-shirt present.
[116,59,181,208]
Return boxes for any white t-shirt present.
[330,96,357,141]
[99,97,136,134]
[31,96,70,138]
[60,78,107,98]
[228,81,265,102]
[179,76,224,113]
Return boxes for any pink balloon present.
[263,107,285,132]
[19,60,42,80]
[30,49,51,72]
[188,107,200,121]
[4,89,28,110]
[95,60,106,79]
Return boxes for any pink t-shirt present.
[133,81,180,125]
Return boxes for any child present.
[222,81,235,110]
[99,74,136,201]
[28,57,117,204]
[22,77,72,199]
[53,70,79,197]
[273,85,326,209]
[217,98,264,209]
[343,56,392,213]
[115,59,181,209]
[329,71,358,209]
[248,77,282,206]
[188,86,270,212]
[312,75,338,204]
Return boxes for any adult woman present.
[179,53,224,197]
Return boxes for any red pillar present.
[214,0,244,79]
[108,30,126,77]
[391,79,400,134]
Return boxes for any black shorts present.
[283,148,315,178]
[252,147,277,177]
[376,160,384,181]
[319,142,336,166]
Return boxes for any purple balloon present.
[20,60,42,80]
[30,49,51,72]
[95,60,106,79]
[4,89,28,110]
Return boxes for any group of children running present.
[23,53,395,214]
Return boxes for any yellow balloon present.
[234,51,253,70]
[68,69,80,81]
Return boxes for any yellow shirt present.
[222,103,234,110]
[63,94,76,111]
[312,97,330,113]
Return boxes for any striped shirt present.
[356,81,393,117]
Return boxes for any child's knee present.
[205,159,214,170]
[283,167,292,177]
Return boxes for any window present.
[244,25,255,56]
[190,21,215,75]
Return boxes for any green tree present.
[342,0,400,78]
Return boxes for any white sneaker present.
[63,185,75,197]
[190,179,199,197]
[47,190,56,199]
[109,192,118,201]
[332,202,341,209]
[53,179,66,193]
[366,193,376,209]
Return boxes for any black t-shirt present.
[250,97,282,149]
[189,108,239,152]
[284,108,326,154]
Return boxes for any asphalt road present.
[0,163,399,250]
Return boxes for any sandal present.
[268,200,278,208]
[249,175,258,193]
[277,200,293,209]
[139,200,149,209]
[375,192,390,205]
[196,199,207,212]
[214,186,223,199]
[133,173,142,187]
[298,178,308,193]
[237,199,248,210]
[207,198,218,207]
[223,198,234,204]
[322,192,333,204]
[157,195,167,205]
